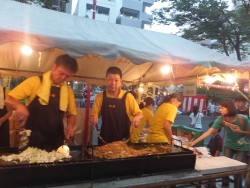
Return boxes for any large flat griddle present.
[0,145,92,187]
[89,143,196,179]
[0,143,196,187]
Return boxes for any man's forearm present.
[5,96,20,111]
[135,112,143,121]
[164,125,173,141]
[67,115,76,129]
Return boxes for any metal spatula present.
[122,126,134,144]
[57,137,72,156]
[18,128,31,151]
[121,137,130,143]
[94,124,107,144]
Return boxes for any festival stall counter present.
[53,156,248,188]
[0,143,196,187]
[0,144,247,187]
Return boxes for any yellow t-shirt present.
[8,76,77,115]
[131,108,154,143]
[146,103,177,143]
[91,89,141,121]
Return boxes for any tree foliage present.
[14,0,70,12]
[153,0,250,61]
[197,87,238,103]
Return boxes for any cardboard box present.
[15,130,20,147]
[14,120,21,130]
[9,130,16,147]
[9,113,15,120]
[9,119,15,130]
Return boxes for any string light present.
[161,65,170,74]
[204,76,215,84]
[226,74,235,83]
[21,45,32,56]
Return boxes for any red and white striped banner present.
[180,94,207,113]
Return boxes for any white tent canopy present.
[0,0,248,86]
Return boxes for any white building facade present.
[69,0,154,29]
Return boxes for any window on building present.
[97,7,109,15]
[86,4,109,16]
[120,8,138,19]
[86,4,93,12]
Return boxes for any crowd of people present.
[0,54,249,187]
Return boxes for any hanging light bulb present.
[205,76,215,84]
[21,45,32,56]
[226,74,235,83]
[139,83,144,87]
[161,65,170,74]
[138,87,144,93]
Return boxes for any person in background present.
[189,99,250,188]
[189,106,204,130]
[90,67,142,144]
[90,92,96,108]
[146,93,182,144]
[127,90,138,101]
[207,99,212,116]
[5,54,78,148]
[234,94,250,188]
[210,101,215,117]
[234,94,249,118]
[0,76,13,147]
[131,97,154,143]
[207,121,222,157]
[205,122,222,188]
[215,103,220,117]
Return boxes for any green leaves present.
[13,0,70,12]
[152,0,250,61]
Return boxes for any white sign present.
[141,86,156,101]
[183,83,196,96]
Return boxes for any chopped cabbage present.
[0,147,72,163]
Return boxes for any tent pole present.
[84,84,91,145]
[92,0,96,19]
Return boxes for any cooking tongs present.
[93,124,107,144]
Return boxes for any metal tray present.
[0,143,196,187]
[88,143,196,179]
[0,145,92,187]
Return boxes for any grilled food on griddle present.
[89,141,177,159]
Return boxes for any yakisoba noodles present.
[88,141,174,159]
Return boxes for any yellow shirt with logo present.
[131,107,154,143]
[146,103,177,143]
[8,76,77,115]
[91,89,141,122]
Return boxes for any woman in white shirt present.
[189,106,204,130]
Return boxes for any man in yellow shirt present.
[146,93,182,143]
[90,67,142,144]
[5,54,78,148]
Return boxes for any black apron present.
[25,77,64,148]
[0,87,10,147]
[100,91,131,144]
